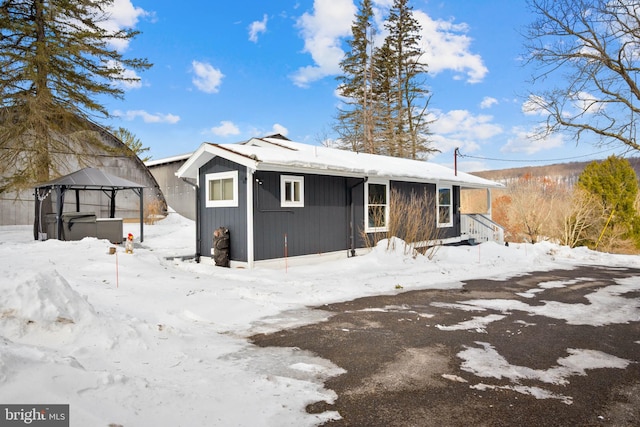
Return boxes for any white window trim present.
[281,175,304,207]
[365,179,390,233]
[205,170,238,208]
[437,185,453,228]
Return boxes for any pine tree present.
[577,156,640,249]
[114,127,151,163]
[383,0,433,159]
[0,0,151,192]
[371,39,397,156]
[337,0,434,159]
[335,0,376,153]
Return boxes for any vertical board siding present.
[388,181,438,240]
[453,185,461,237]
[253,171,352,261]
[199,158,248,262]
[372,181,461,241]
[197,160,465,264]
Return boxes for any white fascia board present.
[175,143,212,179]
[385,174,503,189]
[254,162,367,178]
[254,163,501,189]
[422,179,504,189]
[175,143,258,179]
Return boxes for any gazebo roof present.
[36,167,144,190]
[34,167,145,242]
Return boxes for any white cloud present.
[292,0,356,87]
[115,67,142,90]
[427,109,502,158]
[249,14,268,42]
[114,110,180,124]
[105,59,142,90]
[192,61,224,93]
[272,123,289,136]
[210,121,241,137]
[522,94,549,116]
[480,96,498,109]
[292,3,487,87]
[571,91,604,114]
[432,109,503,141]
[523,91,603,122]
[414,11,488,83]
[101,0,150,52]
[501,125,565,154]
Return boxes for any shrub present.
[144,199,166,225]
[362,187,442,258]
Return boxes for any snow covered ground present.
[1,212,639,426]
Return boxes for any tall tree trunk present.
[33,0,53,238]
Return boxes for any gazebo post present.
[110,189,116,218]
[55,186,66,240]
[139,187,144,242]
[33,190,40,240]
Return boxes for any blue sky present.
[99,0,624,172]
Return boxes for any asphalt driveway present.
[251,265,640,426]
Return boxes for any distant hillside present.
[471,157,640,187]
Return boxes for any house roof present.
[145,152,193,167]
[176,136,503,189]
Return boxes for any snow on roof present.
[177,137,503,189]
[145,152,193,167]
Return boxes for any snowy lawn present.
[1,212,638,426]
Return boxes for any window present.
[281,175,304,207]
[365,180,389,232]
[437,185,452,227]
[205,171,238,207]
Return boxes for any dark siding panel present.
[366,181,461,242]
[198,158,248,262]
[254,172,351,260]
[453,186,461,237]
[386,181,439,239]
[351,179,366,249]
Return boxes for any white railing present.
[461,214,504,245]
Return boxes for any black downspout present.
[348,177,367,257]
[139,188,144,243]
[181,177,201,263]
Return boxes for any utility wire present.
[457,146,623,164]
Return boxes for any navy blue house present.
[176,135,503,268]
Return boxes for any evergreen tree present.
[371,40,397,156]
[577,156,640,249]
[383,0,433,159]
[335,0,376,153]
[0,0,151,192]
[336,0,434,159]
[114,127,151,163]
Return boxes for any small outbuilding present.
[176,135,504,268]
[34,167,145,243]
